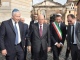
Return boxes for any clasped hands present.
[56,42,63,48]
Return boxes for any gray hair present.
[12,9,20,16]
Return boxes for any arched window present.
[71,2,74,9]
[41,10,46,18]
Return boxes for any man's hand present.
[60,44,63,47]
[27,46,31,52]
[1,49,7,56]
[59,43,63,47]
[47,47,51,52]
[56,44,61,48]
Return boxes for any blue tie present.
[14,22,19,45]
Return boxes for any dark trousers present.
[65,48,70,58]
[78,50,80,60]
[24,46,27,60]
[52,45,62,60]
[71,44,78,60]
[33,45,47,60]
[31,46,34,59]
[6,44,24,60]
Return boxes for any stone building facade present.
[77,0,80,21]
[32,0,65,21]
[64,0,77,24]
[0,0,32,25]
[32,0,78,25]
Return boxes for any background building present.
[32,0,78,25]
[0,0,32,25]
[77,0,80,21]
[65,0,77,24]
[32,0,65,21]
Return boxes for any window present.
[71,2,74,10]
[69,11,71,13]
[0,0,1,6]
[41,10,46,18]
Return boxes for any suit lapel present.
[68,25,72,40]
[69,25,71,36]
[35,23,40,38]
[9,19,15,34]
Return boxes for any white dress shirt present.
[39,24,43,31]
[12,19,21,44]
[34,20,38,23]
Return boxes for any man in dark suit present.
[29,14,38,31]
[0,9,25,60]
[76,20,80,60]
[29,14,38,59]
[67,14,80,60]
[29,14,51,60]
[65,21,71,60]
[20,18,29,60]
[50,14,66,60]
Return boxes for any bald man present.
[29,14,51,60]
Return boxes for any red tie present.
[39,25,42,37]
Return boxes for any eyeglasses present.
[68,21,72,22]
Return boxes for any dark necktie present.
[39,25,42,37]
[72,25,74,43]
[14,22,19,45]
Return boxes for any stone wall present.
[33,7,65,21]
[77,2,80,20]
[0,0,32,25]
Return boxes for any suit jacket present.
[74,22,80,49]
[0,19,25,55]
[29,23,50,51]
[29,20,34,30]
[67,22,80,49]
[29,20,38,32]
[29,20,38,43]
[23,23,29,46]
[50,22,66,45]
[67,25,72,48]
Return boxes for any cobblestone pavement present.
[0,41,71,60]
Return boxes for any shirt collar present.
[39,24,43,27]
[34,20,38,23]
[12,19,15,25]
[11,19,18,26]
[74,21,76,26]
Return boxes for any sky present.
[33,0,67,5]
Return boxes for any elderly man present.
[29,14,51,60]
[0,9,25,60]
